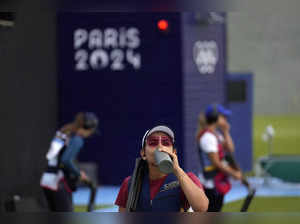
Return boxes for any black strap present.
[46,166,59,173]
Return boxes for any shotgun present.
[82,179,97,212]
[225,152,256,212]
[126,158,146,212]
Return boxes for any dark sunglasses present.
[146,136,173,147]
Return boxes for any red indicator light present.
[157,19,169,31]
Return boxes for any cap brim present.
[141,125,175,148]
[221,109,232,116]
[147,126,174,141]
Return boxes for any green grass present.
[74,204,114,212]
[222,197,300,212]
[223,115,300,211]
[253,115,300,161]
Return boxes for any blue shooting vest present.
[128,172,183,212]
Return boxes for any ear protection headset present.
[205,103,219,124]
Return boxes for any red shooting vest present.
[197,129,231,195]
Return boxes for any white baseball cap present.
[141,125,175,148]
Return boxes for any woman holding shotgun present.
[196,104,243,212]
[40,112,99,211]
[115,125,209,212]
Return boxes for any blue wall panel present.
[57,13,183,185]
[181,13,227,174]
[227,73,254,171]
